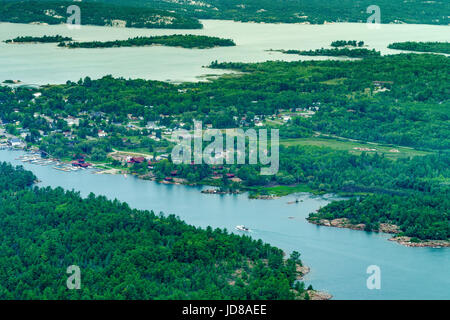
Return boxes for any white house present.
[98,130,108,137]
[8,138,24,148]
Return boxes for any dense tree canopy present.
[94,0,450,25]
[0,163,307,299]
[279,48,380,58]
[5,35,72,43]
[388,42,450,54]
[59,35,236,49]
[309,191,449,241]
[0,0,202,29]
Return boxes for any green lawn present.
[247,184,316,197]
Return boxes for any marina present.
[8,149,97,173]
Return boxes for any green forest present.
[279,48,380,58]
[331,40,365,48]
[388,42,450,54]
[2,54,447,150]
[1,0,449,301]
[308,191,449,241]
[0,162,311,299]
[3,0,449,26]
[1,52,448,242]
[4,35,72,43]
[59,35,236,49]
[92,0,449,25]
[0,0,203,29]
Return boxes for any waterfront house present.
[8,138,24,148]
[128,157,146,164]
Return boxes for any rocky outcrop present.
[309,217,365,231]
[307,290,333,300]
[389,236,450,248]
[309,217,448,248]
[201,189,240,195]
[295,265,310,280]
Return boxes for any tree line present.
[5,35,72,43]
[308,190,449,241]
[59,35,236,49]
[388,42,450,54]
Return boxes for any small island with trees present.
[4,35,72,43]
[278,47,380,58]
[58,35,236,49]
[388,41,450,54]
[331,40,365,48]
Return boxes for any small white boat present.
[236,225,250,232]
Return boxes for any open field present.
[247,184,316,198]
[280,137,433,160]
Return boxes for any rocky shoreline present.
[388,236,450,248]
[250,194,280,200]
[201,188,241,195]
[306,290,334,300]
[308,217,449,248]
[295,264,333,300]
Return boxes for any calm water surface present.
[0,20,448,84]
[1,150,448,300]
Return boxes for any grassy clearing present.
[280,137,432,160]
[247,184,316,197]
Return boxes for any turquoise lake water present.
[1,150,448,300]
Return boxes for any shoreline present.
[3,147,300,198]
[295,264,333,300]
[308,217,449,248]
[9,148,448,249]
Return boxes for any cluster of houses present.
[123,154,243,184]
[276,106,320,121]
[210,166,242,183]
[71,156,92,168]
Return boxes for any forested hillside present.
[93,0,449,25]
[209,54,449,150]
[0,163,309,299]
[308,191,449,241]
[4,0,448,25]
[279,48,381,58]
[3,53,444,150]
[0,0,203,29]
